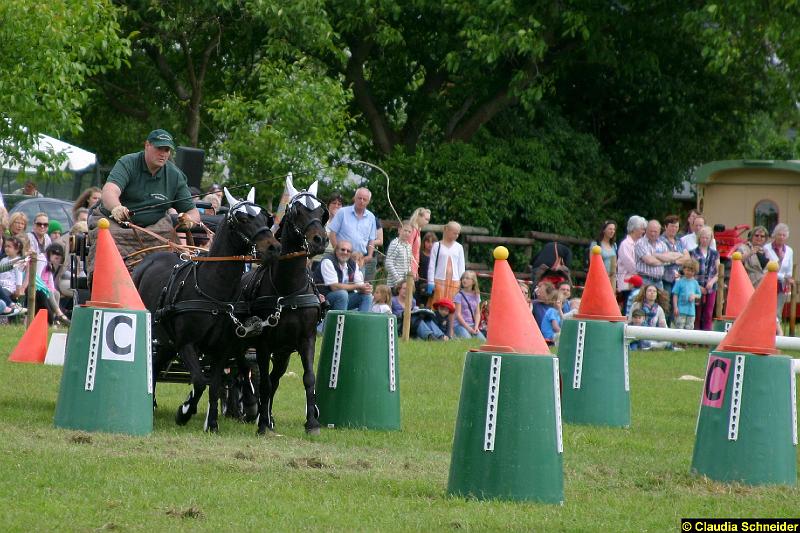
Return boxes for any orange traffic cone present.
[478,247,551,354]
[722,251,754,320]
[91,218,145,310]
[8,309,49,363]
[716,261,779,355]
[575,246,625,322]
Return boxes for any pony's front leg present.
[175,345,205,425]
[205,361,223,433]
[266,352,292,433]
[255,346,274,436]
[298,337,321,435]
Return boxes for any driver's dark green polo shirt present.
[106,151,195,226]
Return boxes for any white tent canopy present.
[1,133,96,173]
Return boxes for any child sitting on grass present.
[628,284,668,328]
[628,308,647,350]
[0,236,27,316]
[371,284,393,314]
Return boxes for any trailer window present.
[753,200,778,234]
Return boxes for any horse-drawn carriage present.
[71,178,329,434]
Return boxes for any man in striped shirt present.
[635,220,683,289]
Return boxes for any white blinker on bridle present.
[285,173,321,210]
[224,186,262,216]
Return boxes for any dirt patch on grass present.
[288,456,326,469]
[166,506,204,519]
[233,450,256,461]
[69,432,92,444]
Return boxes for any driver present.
[87,129,201,272]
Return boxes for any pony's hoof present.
[175,403,196,425]
[257,425,276,437]
[305,425,321,436]
[205,424,219,434]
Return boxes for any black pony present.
[132,187,280,426]
[226,176,329,435]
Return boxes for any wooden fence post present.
[25,253,37,329]
[715,263,726,319]
[790,265,797,336]
[402,272,413,341]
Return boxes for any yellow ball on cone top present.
[494,246,509,260]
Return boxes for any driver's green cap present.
[146,129,175,150]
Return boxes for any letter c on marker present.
[705,358,727,402]
[105,315,133,355]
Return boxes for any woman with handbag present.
[426,221,465,307]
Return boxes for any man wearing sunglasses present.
[315,240,373,314]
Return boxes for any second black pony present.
[211,176,329,435]
[132,187,279,425]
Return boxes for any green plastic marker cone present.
[316,311,400,430]
[691,351,797,485]
[54,305,153,435]
[447,352,564,503]
[557,319,630,427]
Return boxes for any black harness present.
[152,200,271,337]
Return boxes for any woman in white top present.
[27,212,52,278]
[427,221,465,305]
[764,223,794,319]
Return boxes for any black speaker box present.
[175,146,205,189]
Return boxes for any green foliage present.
[208,58,353,205]
[368,106,615,270]
[0,0,130,168]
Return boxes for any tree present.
[81,0,265,159]
[208,57,353,203]
[0,0,130,169]
[287,0,567,157]
[324,1,791,228]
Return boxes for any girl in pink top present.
[408,207,431,277]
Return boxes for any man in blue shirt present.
[328,187,378,280]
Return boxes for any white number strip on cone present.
[388,317,396,392]
[791,365,797,446]
[85,310,103,391]
[553,357,563,454]
[623,341,630,392]
[484,355,501,452]
[329,314,346,389]
[728,355,745,441]
[146,312,153,395]
[573,321,586,389]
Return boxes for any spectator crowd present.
[6,175,792,353]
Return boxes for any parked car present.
[7,195,73,230]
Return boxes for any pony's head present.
[279,174,328,256]
[223,187,280,260]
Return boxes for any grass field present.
[0,324,798,531]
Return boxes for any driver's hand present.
[111,205,130,223]
[177,213,195,230]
